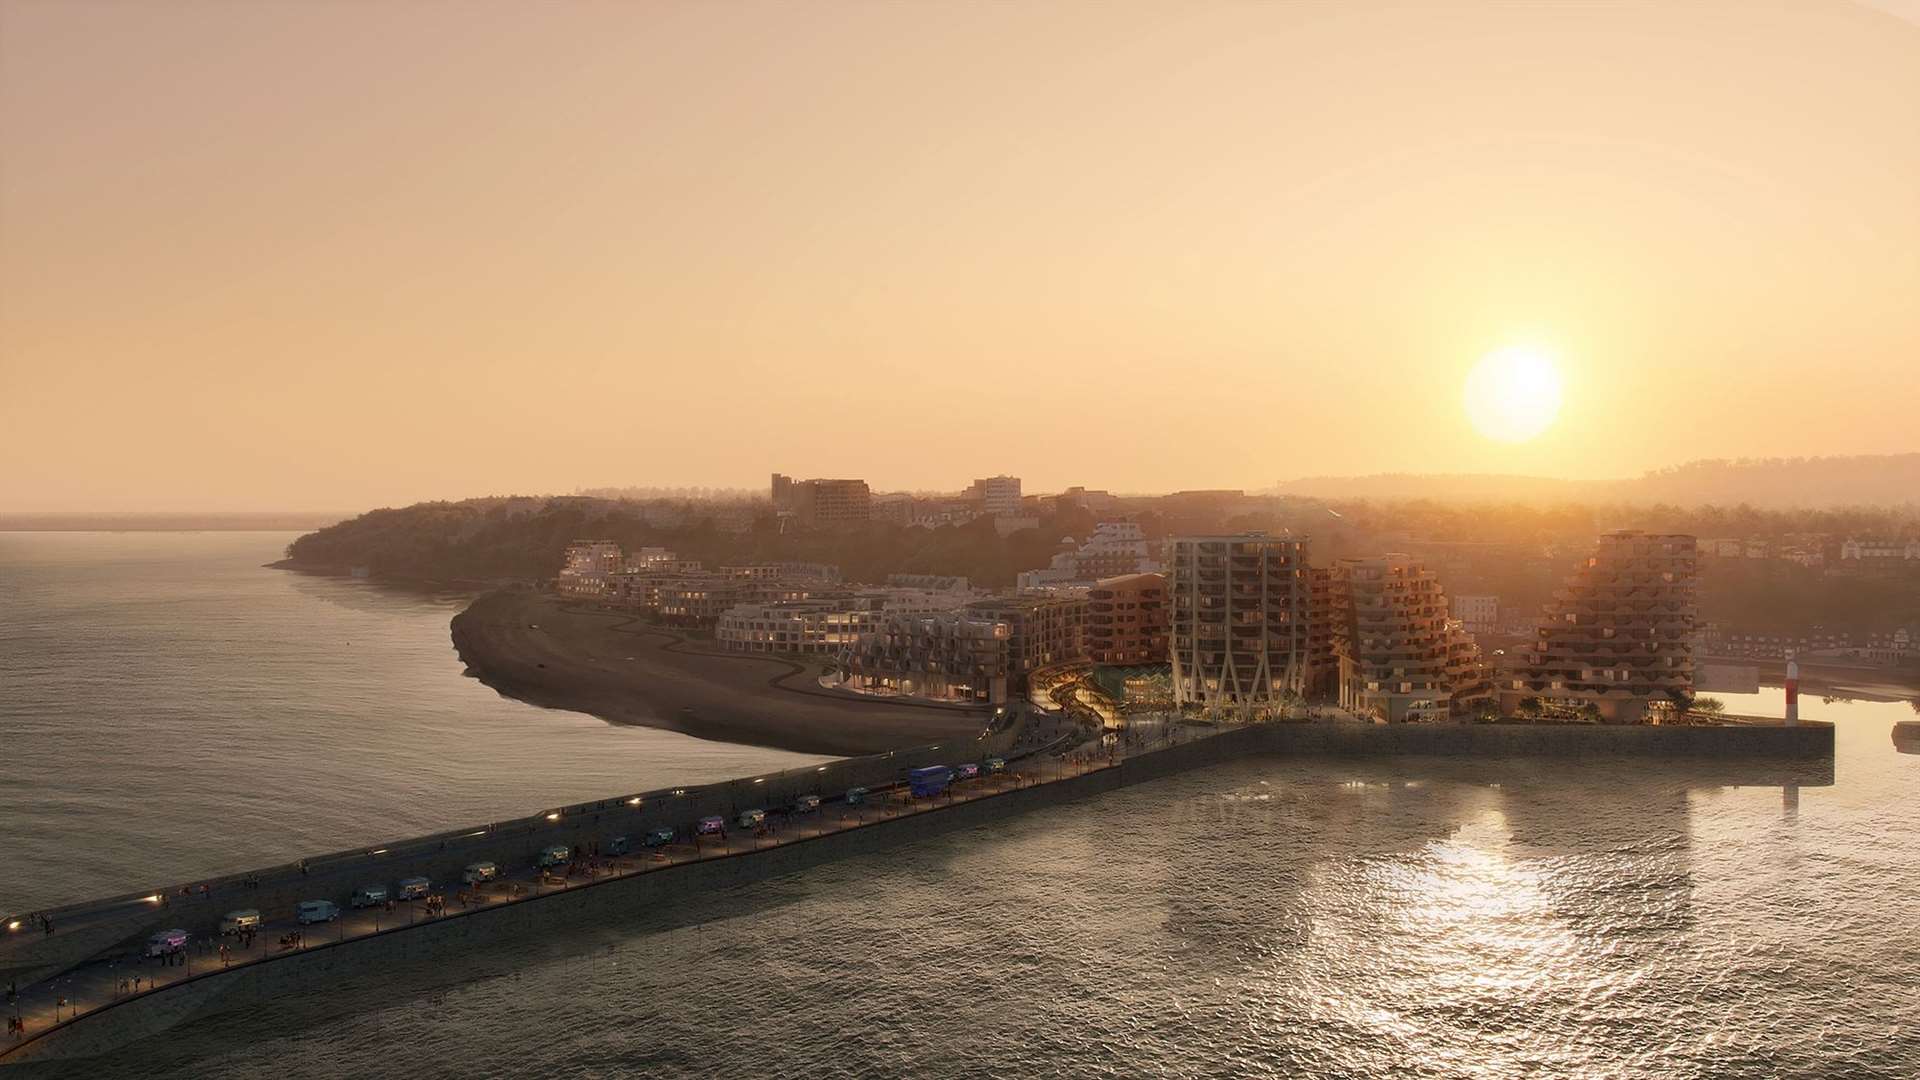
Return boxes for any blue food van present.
[606,835,632,857]
[909,765,953,798]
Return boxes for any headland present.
[449,589,990,756]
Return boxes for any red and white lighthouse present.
[1784,653,1800,727]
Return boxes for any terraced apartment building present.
[1499,530,1698,723]
[1327,554,1491,723]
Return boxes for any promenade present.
[0,710,1834,1066]
[0,712,1208,1064]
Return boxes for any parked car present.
[954,762,981,781]
[606,835,632,857]
[219,909,261,936]
[643,827,676,847]
[296,900,339,925]
[737,808,767,830]
[462,862,498,885]
[351,885,388,909]
[396,876,431,900]
[534,845,571,869]
[844,786,870,805]
[146,928,190,956]
[791,794,821,814]
[984,757,1007,774]
[695,816,726,836]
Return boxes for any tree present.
[1664,687,1695,724]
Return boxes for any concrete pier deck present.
[0,715,1832,1066]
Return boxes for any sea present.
[2,531,1916,1079]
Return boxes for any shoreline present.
[447,589,993,757]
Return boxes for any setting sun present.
[1464,347,1564,444]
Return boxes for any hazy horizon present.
[4,1,1917,512]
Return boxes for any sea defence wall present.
[0,719,1832,1066]
[0,719,1023,991]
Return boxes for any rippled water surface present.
[0,532,824,915]
[4,533,1918,1078]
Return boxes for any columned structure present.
[1169,534,1312,717]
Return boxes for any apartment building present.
[963,594,1087,689]
[1168,533,1313,716]
[715,589,970,655]
[1084,573,1169,665]
[1452,594,1500,635]
[1499,531,1698,723]
[556,540,625,597]
[835,611,1012,704]
[968,475,1023,516]
[1016,521,1158,589]
[1328,555,1488,723]
[771,474,872,527]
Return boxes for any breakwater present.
[0,718,1832,1066]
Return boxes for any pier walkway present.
[0,713,1217,1062]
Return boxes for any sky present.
[2,1,1917,512]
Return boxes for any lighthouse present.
[1784,653,1800,727]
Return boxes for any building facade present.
[835,612,1012,704]
[556,540,625,597]
[715,589,971,655]
[1168,534,1313,716]
[963,595,1087,689]
[968,475,1023,516]
[1015,520,1157,589]
[1328,555,1489,723]
[1499,531,1698,723]
[1084,573,1169,665]
[1452,594,1500,635]
[772,474,872,527]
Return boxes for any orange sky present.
[2,1,1916,511]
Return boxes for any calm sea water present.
[4,532,1918,1078]
[0,532,826,916]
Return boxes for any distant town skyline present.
[4,1,1917,512]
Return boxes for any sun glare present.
[1464,347,1563,443]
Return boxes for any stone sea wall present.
[1,720,1832,1065]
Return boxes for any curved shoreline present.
[449,589,992,757]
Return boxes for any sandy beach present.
[450,589,991,756]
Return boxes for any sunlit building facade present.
[1328,554,1489,722]
[1169,534,1313,716]
[1499,530,1698,723]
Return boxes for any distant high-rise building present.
[968,475,1023,516]
[1500,531,1698,723]
[1169,533,1313,716]
[772,475,872,528]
